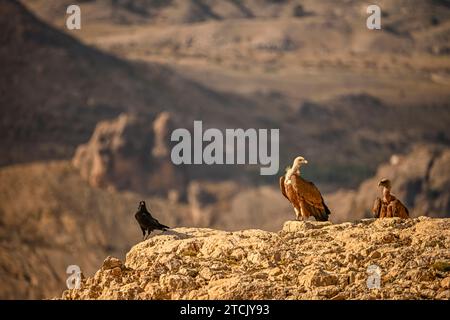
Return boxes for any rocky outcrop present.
[61,217,450,300]
[73,112,186,197]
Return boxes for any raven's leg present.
[145,229,153,240]
[141,227,146,240]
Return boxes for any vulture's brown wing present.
[279,176,289,200]
[402,202,410,217]
[372,198,382,218]
[291,175,331,221]
[292,175,325,208]
[392,199,409,218]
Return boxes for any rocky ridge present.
[62,217,450,300]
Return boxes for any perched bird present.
[372,178,409,219]
[279,156,331,221]
[134,201,169,240]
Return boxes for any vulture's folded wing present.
[279,176,289,200]
[292,175,330,221]
[392,199,409,218]
[292,175,325,208]
[372,198,382,218]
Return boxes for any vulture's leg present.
[299,200,309,221]
[294,207,301,221]
[141,228,146,240]
[387,204,394,218]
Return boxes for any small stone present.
[300,269,338,287]
[436,290,450,300]
[102,256,122,270]
[253,272,268,280]
[331,292,346,300]
[111,267,122,277]
[348,272,356,284]
[199,268,213,280]
[441,277,450,289]
[273,252,282,263]
[268,267,282,277]
[369,250,381,260]
[433,261,450,272]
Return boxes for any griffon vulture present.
[372,178,409,219]
[279,156,331,221]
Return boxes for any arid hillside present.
[16,0,450,187]
[61,218,450,300]
[0,0,254,169]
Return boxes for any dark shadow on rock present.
[157,229,193,240]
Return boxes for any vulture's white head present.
[292,156,308,169]
[287,156,308,176]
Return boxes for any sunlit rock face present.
[62,217,450,300]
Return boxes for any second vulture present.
[372,178,409,218]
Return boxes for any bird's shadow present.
[148,229,193,240]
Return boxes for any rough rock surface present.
[61,217,449,300]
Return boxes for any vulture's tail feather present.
[316,202,331,221]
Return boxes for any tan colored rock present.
[102,256,122,270]
[283,220,332,233]
[111,267,122,277]
[369,250,382,260]
[441,277,450,289]
[60,218,450,300]
[299,268,339,287]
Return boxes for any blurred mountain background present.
[0,0,449,298]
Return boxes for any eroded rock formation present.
[73,112,187,197]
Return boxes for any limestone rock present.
[61,218,450,300]
[102,256,123,270]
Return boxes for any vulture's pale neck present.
[287,164,301,177]
[382,187,392,202]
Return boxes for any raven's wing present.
[136,211,169,230]
[135,212,154,227]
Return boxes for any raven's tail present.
[158,223,170,231]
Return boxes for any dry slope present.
[62,217,450,300]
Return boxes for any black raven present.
[135,201,169,240]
